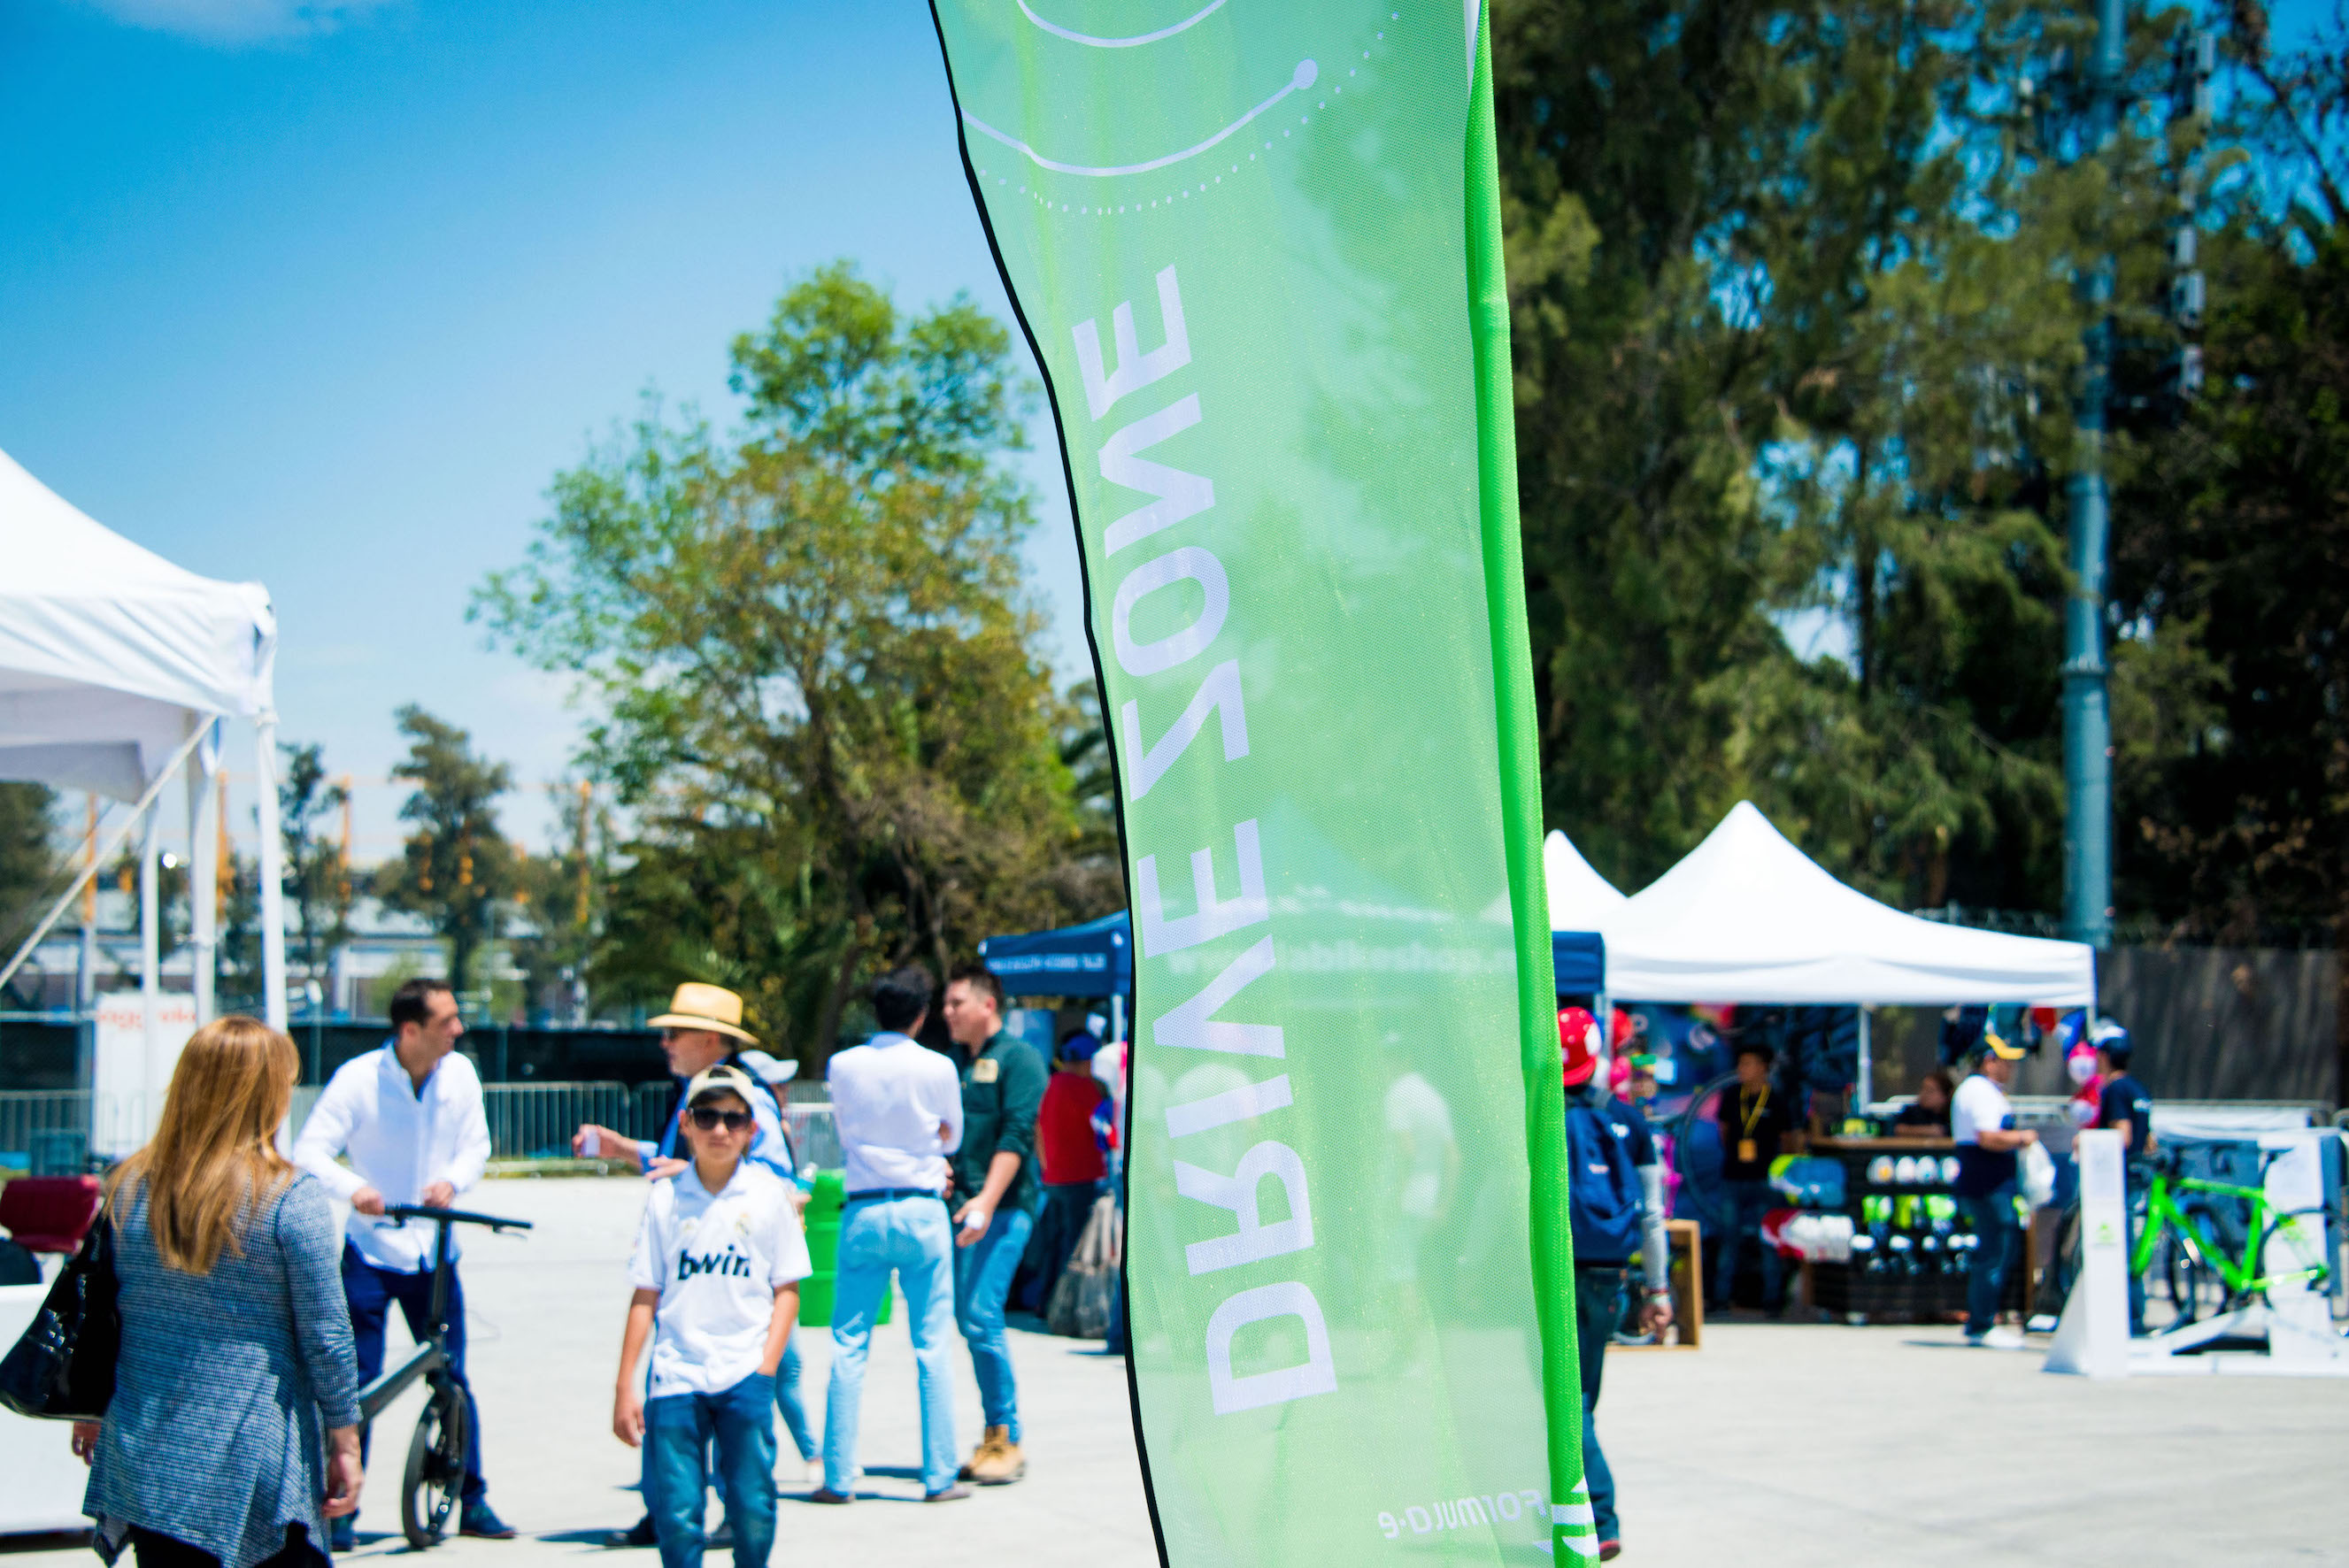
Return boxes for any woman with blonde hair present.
[73,1016,362,1568]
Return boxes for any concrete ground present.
[4,1178,2342,1567]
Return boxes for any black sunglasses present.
[688,1107,753,1133]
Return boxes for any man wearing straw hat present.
[574,983,816,1545]
[573,983,795,1185]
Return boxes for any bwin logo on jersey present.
[677,1247,752,1280]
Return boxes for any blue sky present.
[4,0,2331,864]
[1,0,1087,858]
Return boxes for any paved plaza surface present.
[4,1177,2343,1566]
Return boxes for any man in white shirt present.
[292,978,509,1543]
[1950,1030,2040,1349]
[814,965,967,1503]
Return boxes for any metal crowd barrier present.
[0,1082,839,1171]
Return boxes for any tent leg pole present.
[257,716,289,1032]
[1857,1006,1873,1113]
[140,797,161,1132]
[189,722,219,1026]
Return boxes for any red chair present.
[0,1176,102,1255]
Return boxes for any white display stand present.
[2045,1129,2130,1378]
[2129,1130,2349,1378]
[0,1282,97,1535]
[92,992,196,1158]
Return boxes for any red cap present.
[1559,1006,1600,1087]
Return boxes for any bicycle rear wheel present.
[2254,1213,2333,1298]
[2160,1234,2220,1326]
[401,1382,468,1549]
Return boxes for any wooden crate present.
[1613,1218,1704,1351]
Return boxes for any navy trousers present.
[343,1242,488,1503]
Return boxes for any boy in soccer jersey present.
[613,1065,812,1568]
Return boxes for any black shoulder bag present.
[0,1208,119,1420]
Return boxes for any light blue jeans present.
[774,1335,815,1460]
[953,1205,1034,1441]
[824,1195,958,1495]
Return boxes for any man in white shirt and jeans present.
[1950,1030,2040,1349]
[293,977,508,1544]
[813,965,967,1503]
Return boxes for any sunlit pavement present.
[4,1179,2342,1567]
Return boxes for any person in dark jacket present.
[75,1016,361,1568]
[940,966,1047,1487]
[1560,1007,1671,1564]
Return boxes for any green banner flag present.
[928,4,1583,1560]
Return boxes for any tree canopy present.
[480,262,1105,1063]
[1495,0,2344,936]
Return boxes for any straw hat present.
[649,982,758,1045]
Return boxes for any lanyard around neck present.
[1738,1086,1771,1138]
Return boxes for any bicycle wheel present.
[2160,1234,2220,1326]
[401,1382,468,1549]
[2254,1213,2333,1299]
[2027,1203,2082,1318]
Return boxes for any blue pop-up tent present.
[981,910,1132,1045]
[984,903,1598,1003]
[1552,930,1605,994]
[980,910,1132,998]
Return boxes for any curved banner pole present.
[928,4,1581,1562]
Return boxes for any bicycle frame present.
[352,1204,528,1423]
[2131,1172,2329,1297]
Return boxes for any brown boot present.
[967,1426,1026,1486]
[956,1426,1002,1482]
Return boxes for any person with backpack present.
[1559,1006,1671,1564]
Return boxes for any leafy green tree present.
[377,706,517,994]
[0,783,58,936]
[2110,1,2349,941]
[508,781,610,1022]
[279,742,352,991]
[1494,0,2196,911]
[479,263,1097,1065]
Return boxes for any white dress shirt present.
[824,1032,963,1195]
[293,1043,493,1272]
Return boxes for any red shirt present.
[1037,1069,1106,1186]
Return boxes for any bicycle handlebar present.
[380,1203,535,1234]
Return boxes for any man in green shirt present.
[941,965,1047,1486]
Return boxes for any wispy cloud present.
[69,0,397,43]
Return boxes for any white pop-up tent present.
[1544,828,1628,932]
[1597,802,2097,1102]
[0,447,286,1065]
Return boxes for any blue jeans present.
[343,1243,486,1503]
[645,1372,775,1568]
[2123,1176,2146,1336]
[1958,1181,2021,1337]
[774,1335,815,1460]
[638,1334,812,1506]
[953,1205,1034,1441]
[1710,1180,1783,1311]
[1573,1267,1623,1542]
[824,1195,959,1495]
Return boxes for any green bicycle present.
[2131,1149,2331,1324]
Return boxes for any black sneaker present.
[614,1515,659,1548]
[459,1502,517,1541]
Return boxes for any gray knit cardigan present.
[83,1172,359,1568]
